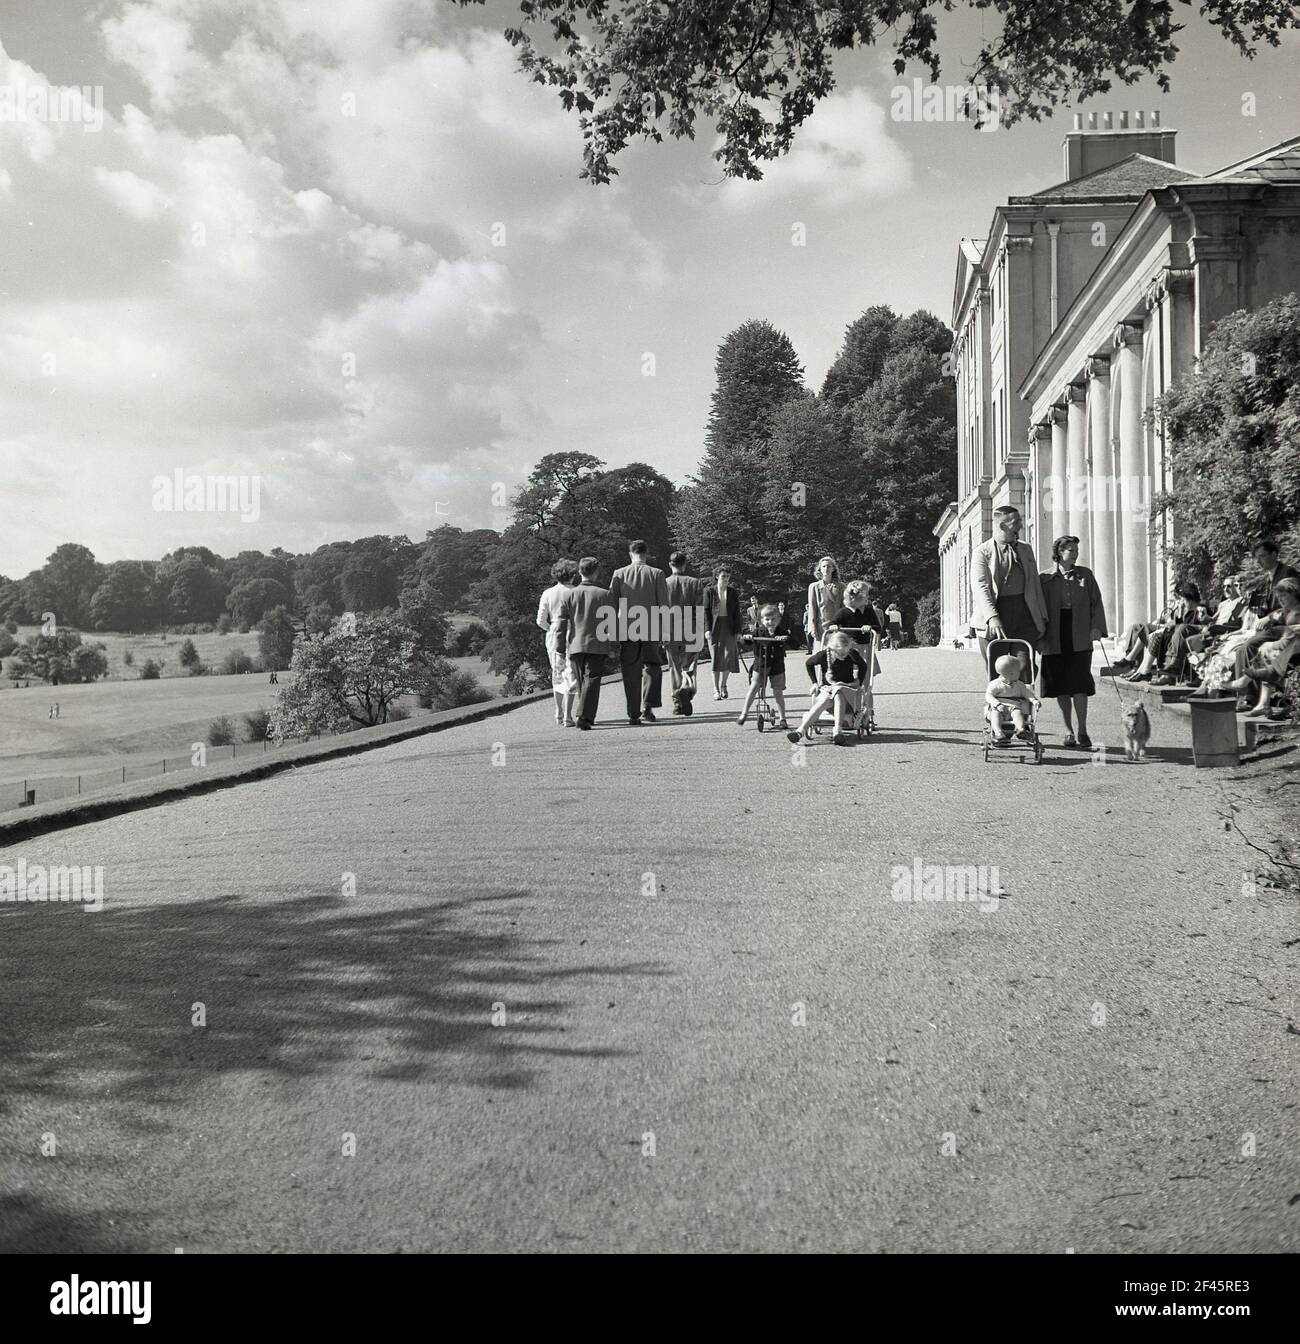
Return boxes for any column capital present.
[1063,381,1086,405]
[1049,404,1068,426]
[1111,320,1143,352]
[1029,421,1053,444]
[1144,266,1195,310]
[1003,234,1034,254]
[1086,355,1111,381]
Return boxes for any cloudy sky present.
[2,1,1297,575]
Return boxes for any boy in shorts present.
[737,602,794,728]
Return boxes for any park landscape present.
[0,619,502,803]
[2,0,1299,1277]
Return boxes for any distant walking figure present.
[704,565,741,699]
[609,539,670,725]
[536,557,581,727]
[555,556,619,730]
[663,551,707,706]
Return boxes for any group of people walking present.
[970,505,1107,748]
[535,515,1296,746]
[536,544,900,741]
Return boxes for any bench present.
[1099,672,1262,767]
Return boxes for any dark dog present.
[672,674,696,717]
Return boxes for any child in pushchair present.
[983,640,1043,762]
[788,629,874,746]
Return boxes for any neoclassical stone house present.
[935,115,1300,643]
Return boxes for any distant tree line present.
[0,527,499,637]
[2,307,958,688]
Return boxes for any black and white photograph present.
[1,0,1297,1296]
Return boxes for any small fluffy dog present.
[952,638,965,649]
[672,673,696,716]
[1122,701,1151,761]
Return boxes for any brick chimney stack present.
[1062,109,1176,181]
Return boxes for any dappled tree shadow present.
[0,888,666,1130]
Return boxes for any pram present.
[808,627,879,740]
[982,637,1044,764]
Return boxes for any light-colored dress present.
[806,580,843,649]
[537,582,578,692]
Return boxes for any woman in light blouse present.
[805,556,842,650]
[536,557,581,726]
[1039,536,1107,749]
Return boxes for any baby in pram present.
[985,652,1040,743]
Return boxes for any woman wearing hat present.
[1039,535,1107,749]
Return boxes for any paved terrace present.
[0,650,1294,1252]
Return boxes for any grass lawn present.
[0,629,504,793]
[3,625,272,682]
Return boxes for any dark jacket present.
[557,580,618,656]
[1040,564,1108,656]
[1254,562,1300,615]
[704,585,741,639]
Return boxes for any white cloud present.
[717,88,913,209]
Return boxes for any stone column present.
[1049,404,1068,545]
[1114,322,1147,635]
[1065,381,1088,546]
[1028,422,1053,559]
[1085,356,1114,622]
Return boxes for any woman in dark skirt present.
[1040,536,1108,748]
[704,565,742,699]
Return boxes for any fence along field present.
[1,628,504,811]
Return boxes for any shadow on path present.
[0,888,666,1131]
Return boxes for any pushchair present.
[982,637,1044,764]
[808,627,879,741]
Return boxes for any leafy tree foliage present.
[270,612,421,736]
[162,555,229,625]
[456,1,1299,182]
[10,629,109,684]
[846,334,958,606]
[672,320,806,593]
[0,578,32,624]
[89,561,159,631]
[20,543,103,628]
[473,452,676,680]
[341,552,399,614]
[227,577,292,628]
[674,308,955,607]
[412,527,500,609]
[208,716,237,747]
[1154,293,1300,595]
[258,605,298,671]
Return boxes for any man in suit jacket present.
[556,557,618,729]
[663,550,706,699]
[1250,540,1299,616]
[970,505,1048,669]
[609,539,670,724]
